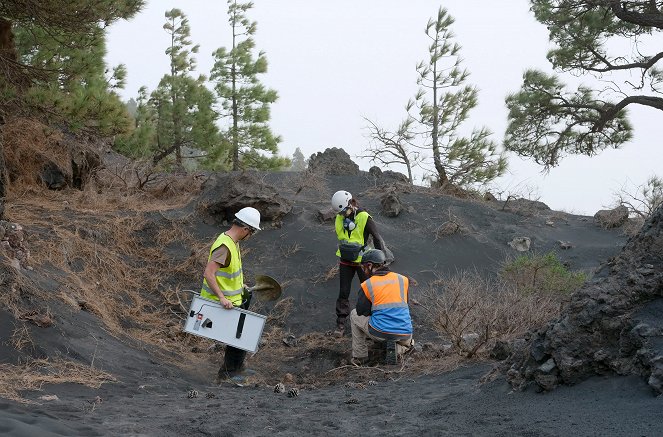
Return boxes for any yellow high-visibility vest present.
[335,210,369,262]
[200,233,244,306]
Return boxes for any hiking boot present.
[384,340,397,365]
[333,323,345,337]
[351,356,369,366]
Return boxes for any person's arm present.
[364,217,384,251]
[204,246,234,309]
[356,288,372,316]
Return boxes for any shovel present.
[246,274,282,302]
[236,275,282,339]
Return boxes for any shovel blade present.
[249,275,282,301]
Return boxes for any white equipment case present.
[183,295,267,353]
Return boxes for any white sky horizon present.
[105,0,662,216]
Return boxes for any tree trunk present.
[0,119,6,219]
[0,17,18,220]
[431,51,448,186]
[506,204,663,393]
[231,6,239,171]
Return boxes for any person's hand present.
[220,297,234,309]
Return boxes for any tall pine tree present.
[410,7,506,187]
[117,9,226,169]
[210,0,283,170]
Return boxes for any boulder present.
[508,237,531,252]
[317,208,336,223]
[505,204,663,394]
[0,220,29,268]
[381,193,402,217]
[307,148,359,176]
[594,205,629,228]
[197,171,292,224]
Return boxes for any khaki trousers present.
[350,309,412,359]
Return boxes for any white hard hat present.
[234,207,261,231]
[331,190,352,213]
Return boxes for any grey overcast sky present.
[106,0,661,215]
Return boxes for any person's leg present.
[350,309,370,361]
[336,263,354,328]
[396,336,414,357]
[219,296,250,378]
[219,346,247,378]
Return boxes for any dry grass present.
[10,323,34,351]
[310,264,338,285]
[0,359,116,404]
[279,242,302,258]
[2,189,202,358]
[420,270,563,358]
[3,118,70,188]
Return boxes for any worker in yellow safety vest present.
[331,190,385,337]
[350,249,413,366]
[201,206,261,378]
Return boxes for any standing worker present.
[350,249,413,365]
[201,206,261,379]
[331,190,385,336]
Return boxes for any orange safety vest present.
[361,271,412,335]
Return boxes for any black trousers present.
[336,262,367,325]
[219,293,250,377]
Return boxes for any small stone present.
[283,373,294,383]
[545,220,554,226]
[538,358,556,373]
[558,240,573,250]
[508,237,531,252]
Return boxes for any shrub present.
[420,271,563,358]
[500,252,586,295]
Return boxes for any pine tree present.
[290,147,307,171]
[118,9,226,169]
[0,0,144,217]
[504,0,659,168]
[410,7,506,187]
[211,0,282,170]
[11,10,133,136]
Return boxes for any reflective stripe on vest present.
[335,210,370,262]
[200,233,244,305]
[364,274,408,310]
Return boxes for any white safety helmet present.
[234,207,262,231]
[331,190,353,213]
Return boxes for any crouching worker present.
[350,249,413,366]
[201,207,261,379]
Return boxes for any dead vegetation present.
[310,264,338,285]
[291,168,329,198]
[433,209,467,240]
[0,359,116,404]
[420,270,564,358]
[2,186,208,362]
